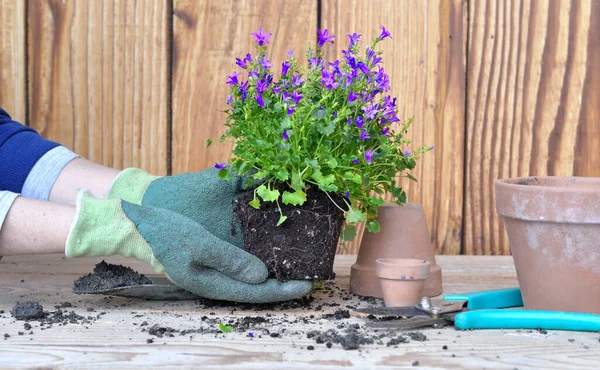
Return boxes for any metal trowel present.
[73,276,200,300]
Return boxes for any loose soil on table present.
[73,261,152,293]
[234,184,345,281]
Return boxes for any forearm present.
[49,157,121,205]
[0,196,74,255]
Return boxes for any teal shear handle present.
[444,288,524,310]
[455,309,600,332]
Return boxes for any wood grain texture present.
[465,0,600,255]
[171,0,318,174]
[0,0,26,122]
[322,0,466,255]
[2,255,600,369]
[28,0,169,175]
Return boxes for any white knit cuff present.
[21,146,80,201]
[0,191,19,232]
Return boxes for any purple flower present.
[255,93,264,108]
[273,85,282,95]
[309,57,323,71]
[256,79,269,94]
[293,74,304,86]
[363,103,379,120]
[332,112,338,118]
[317,28,335,47]
[292,90,303,104]
[248,332,255,338]
[348,33,361,48]
[321,70,339,89]
[282,91,290,101]
[345,190,350,199]
[328,60,341,74]
[226,95,233,105]
[235,53,252,69]
[375,66,390,91]
[214,163,227,170]
[381,127,390,136]
[287,106,296,116]
[239,81,249,100]
[357,61,370,75]
[429,145,435,150]
[364,149,375,164]
[226,71,241,85]
[355,116,364,128]
[352,159,360,164]
[366,47,375,61]
[379,25,392,40]
[347,118,352,126]
[259,56,272,70]
[359,129,370,141]
[347,91,359,103]
[403,150,411,156]
[287,49,294,58]
[281,61,291,76]
[251,28,272,46]
[343,50,358,69]
[282,129,289,140]
[372,54,382,66]
[248,70,259,79]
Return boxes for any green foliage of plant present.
[212,26,432,240]
[219,322,233,333]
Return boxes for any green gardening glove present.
[67,191,312,303]
[107,167,247,247]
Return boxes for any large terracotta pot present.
[350,203,442,298]
[496,176,600,314]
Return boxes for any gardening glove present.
[66,190,312,303]
[106,167,246,247]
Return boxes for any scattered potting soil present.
[234,184,345,281]
[73,261,152,293]
[11,302,44,320]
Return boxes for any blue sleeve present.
[0,107,60,193]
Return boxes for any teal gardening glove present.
[67,191,312,303]
[103,166,313,302]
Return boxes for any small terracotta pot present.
[375,258,430,307]
[350,203,442,298]
[496,176,600,314]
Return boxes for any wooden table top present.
[1,254,598,369]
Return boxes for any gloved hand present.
[67,191,312,303]
[105,166,314,302]
[107,167,247,247]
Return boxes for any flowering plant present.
[212,26,432,241]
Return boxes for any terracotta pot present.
[350,203,442,298]
[496,176,600,314]
[375,258,430,307]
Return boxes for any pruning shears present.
[356,288,600,332]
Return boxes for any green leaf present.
[252,171,268,180]
[277,214,288,226]
[257,185,280,202]
[318,121,335,136]
[341,226,357,241]
[276,169,290,181]
[282,190,307,206]
[280,116,291,129]
[218,169,232,181]
[327,158,338,168]
[343,172,362,184]
[366,220,381,233]
[206,139,213,148]
[249,197,261,209]
[405,173,419,182]
[368,196,385,206]
[219,322,233,333]
[320,174,335,185]
[347,208,367,223]
[305,158,319,168]
[318,184,338,192]
[291,172,304,190]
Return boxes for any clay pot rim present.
[375,258,430,267]
[496,176,600,194]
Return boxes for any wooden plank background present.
[0,0,598,255]
[464,0,600,255]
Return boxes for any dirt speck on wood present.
[73,260,152,293]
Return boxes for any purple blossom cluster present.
[220,25,402,170]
